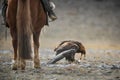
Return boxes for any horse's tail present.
[17,0,32,59]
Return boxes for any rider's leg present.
[2,0,8,27]
[41,0,57,21]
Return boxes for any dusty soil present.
[0,49,120,80]
[0,0,120,80]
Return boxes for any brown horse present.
[6,0,46,70]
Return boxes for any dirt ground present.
[0,0,120,80]
[0,49,120,80]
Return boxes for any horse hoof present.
[12,67,18,70]
[21,65,26,70]
[21,67,25,70]
[34,65,41,69]
[12,64,18,70]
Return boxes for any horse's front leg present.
[33,32,40,68]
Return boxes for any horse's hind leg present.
[7,0,18,70]
[12,39,18,70]
[10,28,26,70]
[19,59,26,70]
[33,32,40,68]
[10,29,18,70]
